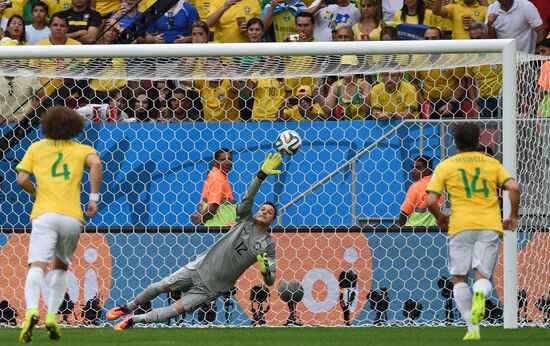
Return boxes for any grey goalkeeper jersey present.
[191,177,277,296]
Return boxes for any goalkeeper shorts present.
[164,267,215,312]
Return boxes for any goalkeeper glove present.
[260,153,283,176]
[257,253,273,277]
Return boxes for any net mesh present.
[0,48,548,327]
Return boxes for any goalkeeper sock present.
[472,278,492,297]
[453,282,478,332]
[25,267,44,311]
[47,269,68,314]
[127,281,164,312]
[131,304,180,324]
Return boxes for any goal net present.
[0,42,548,328]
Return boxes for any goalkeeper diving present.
[106,153,283,330]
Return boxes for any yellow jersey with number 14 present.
[16,139,99,223]
[426,151,512,236]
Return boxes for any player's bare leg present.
[452,275,480,341]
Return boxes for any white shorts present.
[164,267,215,313]
[28,213,83,265]
[448,230,500,278]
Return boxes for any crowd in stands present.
[0,0,549,124]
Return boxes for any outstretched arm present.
[236,153,283,220]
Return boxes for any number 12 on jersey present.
[458,167,488,198]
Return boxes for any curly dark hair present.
[453,122,480,152]
[40,106,85,140]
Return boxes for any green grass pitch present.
[1,327,549,345]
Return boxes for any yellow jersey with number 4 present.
[426,151,512,236]
[16,139,99,223]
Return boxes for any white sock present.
[25,267,44,311]
[47,269,69,314]
[453,282,478,332]
[473,278,492,297]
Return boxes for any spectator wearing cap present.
[371,70,418,120]
[433,0,487,40]
[279,85,326,121]
[262,0,307,42]
[146,0,199,43]
[466,22,502,118]
[25,1,50,44]
[325,55,371,120]
[306,0,360,41]
[486,0,545,53]
[207,0,262,43]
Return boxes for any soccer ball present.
[275,130,302,156]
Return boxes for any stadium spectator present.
[91,0,121,19]
[278,85,326,121]
[530,0,549,32]
[486,0,545,53]
[423,25,441,40]
[393,0,434,26]
[290,10,315,42]
[61,0,101,44]
[0,0,24,30]
[145,0,199,44]
[159,88,201,122]
[207,0,262,43]
[433,0,487,40]
[107,0,142,30]
[334,24,354,41]
[261,0,307,42]
[399,156,441,226]
[536,39,550,119]
[352,0,384,41]
[130,89,154,122]
[246,17,263,43]
[325,55,370,120]
[191,148,237,226]
[190,19,209,43]
[467,22,502,118]
[42,0,71,18]
[154,80,172,110]
[425,0,453,39]
[371,70,418,120]
[382,0,404,21]
[0,38,43,124]
[307,0,361,41]
[379,24,398,40]
[4,14,26,44]
[25,1,49,44]
[244,75,286,121]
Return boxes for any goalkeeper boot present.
[462,329,480,341]
[45,312,61,340]
[114,316,134,331]
[19,308,40,343]
[106,304,130,321]
[470,289,486,326]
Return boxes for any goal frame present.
[0,39,518,328]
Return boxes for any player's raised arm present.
[236,153,283,220]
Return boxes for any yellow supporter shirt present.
[138,0,156,12]
[351,22,382,41]
[16,139,99,223]
[191,0,213,22]
[251,78,285,121]
[89,58,127,92]
[426,151,512,235]
[443,2,487,40]
[271,9,296,42]
[283,103,326,121]
[32,37,83,96]
[466,63,502,99]
[414,67,465,101]
[392,9,434,26]
[43,0,72,17]
[93,0,121,17]
[194,79,240,122]
[33,37,82,96]
[208,0,262,43]
[1,0,24,22]
[370,80,418,115]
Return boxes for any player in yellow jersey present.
[426,123,520,341]
[16,107,103,343]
